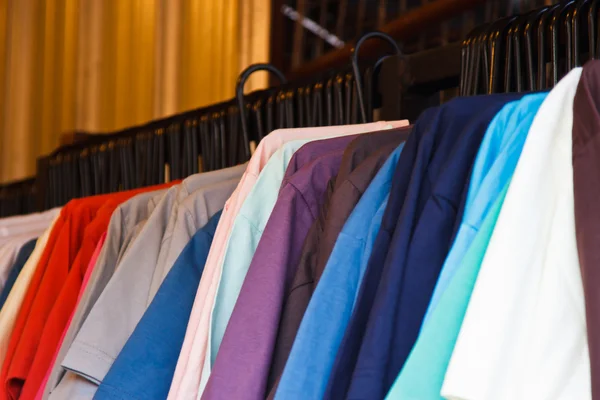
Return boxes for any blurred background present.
[0,0,553,183]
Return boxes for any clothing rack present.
[380,0,599,121]
[1,0,588,217]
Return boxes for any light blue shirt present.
[275,143,404,400]
[423,93,547,322]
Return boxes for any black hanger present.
[107,141,119,193]
[312,82,323,126]
[296,87,305,128]
[524,7,548,91]
[538,4,560,89]
[467,24,489,95]
[227,107,239,166]
[276,91,286,129]
[198,115,211,171]
[302,85,312,127]
[325,78,333,126]
[487,16,518,94]
[589,0,599,59]
[236,64,287,161]
[351,31,402,123]
[334,75,344,125]
[551,1,575,86]
[572,0,591,67]
[266,94,275,134]
[286,90,295,128]
[565,1,578,71]
[253,99,266,142]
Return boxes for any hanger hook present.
[236,63,287,161]
[351,31,402,123]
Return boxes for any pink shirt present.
[167,122,408,400]
[34,233,107,400]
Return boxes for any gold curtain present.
[0,0,271,183]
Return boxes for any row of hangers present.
[39,32,403,210]
[461,0,600,95]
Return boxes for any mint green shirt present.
[385,182,509,400]
[210,138,313,366]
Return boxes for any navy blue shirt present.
[0,238,37,310]
[324,94,522,399]
[95,210,222,400]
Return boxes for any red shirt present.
[0,183,175,400]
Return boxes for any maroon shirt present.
[573,60,600,400]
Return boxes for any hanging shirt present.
[0,216,59,367]
[573,60,600,400]
[0,208,61,240]
[160,179,239,274]
[0,196,105,400]
[274,143,405,400]
[346,93,525,400]
[3,183,172,400]
[442,68,588,400]
[203,148,347,400]
[0,235,42,292]
[386,184,507,400]
[19,201,117,400]
[267,127,412,393]
[153,164,245,296]
[95,211,222,400]
[44,189,167,400]
[35,232,107,400]
[0,239,36,310]
[196,135,358,394]
[424,92,546,321]
[55,168,236,400]
[167,121,406,400]
[324,93,522,400]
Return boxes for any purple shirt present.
[203,149,345,400]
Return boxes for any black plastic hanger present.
[334,75,344,125]
[266,94,275,134]
[326,78,334,126]
[199,115,211,172]
[296,88,304,128]
[286,90,295,128]
[551,1,575,86]
[227,107,238,166]
[351,31,402,123]
[312,82,323,126]
[523,7,548,90]
[235,64,287,160]
[589,0,599,59]
[538,4,560,89]
[565,1,578,71]
[303,85,312,127]
[571,0,591,67]
[253,99,266,142]
[487,16,518,94]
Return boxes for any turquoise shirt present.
[275,144,404,400]
[385,182,509,400]
[423,93,546,322]
[210,138,312,364]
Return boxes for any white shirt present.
[442,68,590,400]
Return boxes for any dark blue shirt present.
[95,210,222,400]
[324,94,522,399]
[0,239,37,310]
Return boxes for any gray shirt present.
[153,164,245,295]
[160,178,240,284]
[43,190,165,400]
[49,166,246,400]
